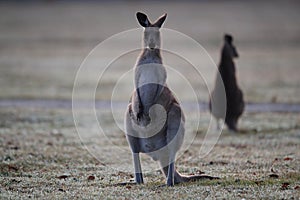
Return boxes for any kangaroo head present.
[136,12,167,50]
[224,34,239,58]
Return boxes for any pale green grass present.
[0,1,300,102]
[0,107,299,199]
[1,1,300,199]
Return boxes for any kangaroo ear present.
[136,12,151,27]
[153,13,167,28]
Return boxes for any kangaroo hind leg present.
[163,103,185,186]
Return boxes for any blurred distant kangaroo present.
[125,12,217,186]
[210,34,244,132]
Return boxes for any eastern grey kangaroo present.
[210,34,244,132]
[125,12,217,186]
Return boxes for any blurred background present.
[0,0,299,103]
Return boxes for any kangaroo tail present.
[225,118,238,132]
[174,171,219,184]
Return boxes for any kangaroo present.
[124,12,218,186]
[209,34,244,132]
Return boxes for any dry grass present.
[0,1,300,102]
[0,107,299,199]
[1,1,300,199]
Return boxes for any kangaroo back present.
[210,34,244,131]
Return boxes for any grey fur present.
[124,12,218,186]
[209,34,244,132]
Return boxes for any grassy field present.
[0,0,299,102]
[0,107,299,199]
[0,1,300,199]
